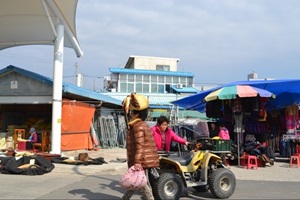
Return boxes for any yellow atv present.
[150,149,236,199]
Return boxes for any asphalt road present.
[1,173,299,199]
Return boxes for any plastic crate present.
[212,140,231,151]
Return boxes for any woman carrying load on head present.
[121,93,159,200]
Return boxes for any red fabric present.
[17,141,26,151]
[61,99,95,151]
[61,132,93,151]
[296,145,300,154]
[151,125,186,151]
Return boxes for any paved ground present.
[0,148,298,200]
[56,147,300,182]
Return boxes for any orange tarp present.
[61,99,95,151]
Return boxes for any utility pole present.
[75,62,83,87]
[93,79,96,92]
[75,62,78,85]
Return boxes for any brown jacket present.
[126,119,159,169]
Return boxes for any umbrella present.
[204,85,275,167]
[204,85,276,102]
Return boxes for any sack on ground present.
[119,166,147,190]
[78,153,89,161]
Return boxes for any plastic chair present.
[290,155,300,168]
[32,131,50,153]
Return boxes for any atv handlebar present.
[157,151,176,157]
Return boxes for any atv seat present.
[170,152,194,166]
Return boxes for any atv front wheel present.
[153,173,184,200]
[209,168,236,199]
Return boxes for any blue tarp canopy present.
[172,79,300,112]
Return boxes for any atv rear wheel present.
[193,185,209,192]
[153,172,184,200]
[209,168,236,199]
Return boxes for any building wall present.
[0,72,52,96]
[132,56,179,71]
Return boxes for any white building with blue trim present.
[101,55,204,119]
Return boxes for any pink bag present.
[119,166,147,190]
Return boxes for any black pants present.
[221,153,227,165]
[26,142,33,150]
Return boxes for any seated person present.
[218,124,230,166]
[218,124,230,140]
[151,116,189,152]
[209,122,219,138]
[17,127,38,150]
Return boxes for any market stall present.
[172,79,300,159]
[203,85,275,166]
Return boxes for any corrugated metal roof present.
[62,84,122,105]
[103,92,183,107]
[178,110,208,119]
[109,68,194,77]
[0,65,122,106]
[170,86,199,93]
[150,110,208,120]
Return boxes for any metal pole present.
[50,24,64,154]
[237,131,240,166]
[236,113,241,167]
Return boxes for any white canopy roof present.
[0,0,83,153]
[0,0,83,57]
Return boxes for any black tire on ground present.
[209,168,236,199]
[152,172,184,200]
[193,185,209,192]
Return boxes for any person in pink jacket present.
[151,116,189,152]
[218,124,230,166]
[218,124,230,140]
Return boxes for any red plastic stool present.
[290,156,300,168]
[246,155,258,169]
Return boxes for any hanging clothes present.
[232,97,242,114]
[285,104,299,134]
[233,114,244,133]
[258,98,268,121]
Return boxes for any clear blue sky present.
[1,0,300,91]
